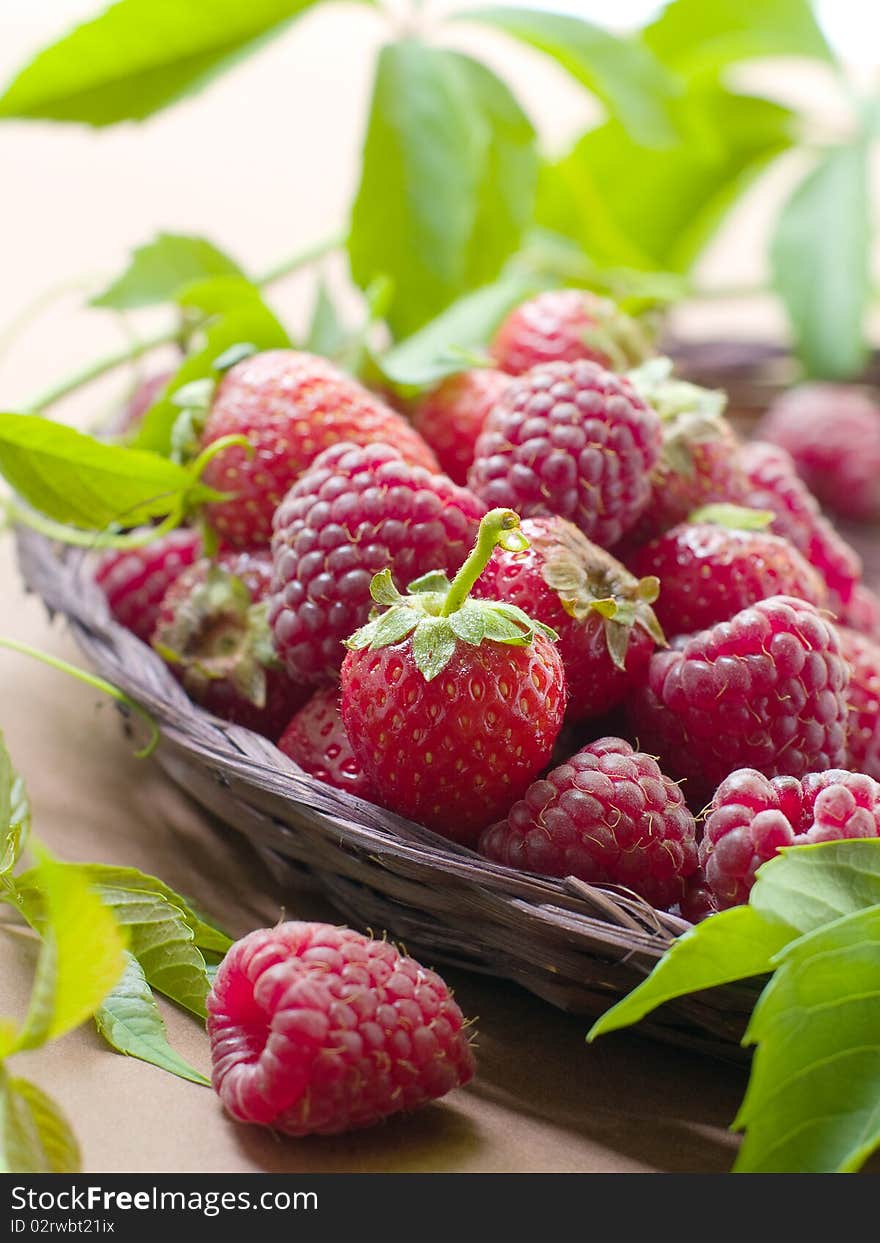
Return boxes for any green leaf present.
[689,503,774,530]
[643,0,832,79]
[751,839,880,936]
[95,952,211,1086]
[349,40,538,338]
[369,607,422,649]
[134,277,289,455]
[15,851,127,1052]
[91,233,243,309]
[0,1070,80,1174]
[0,733,29,882]
[458,7,680,147]
[449,604,486,646]
[410,617,458,681]
[734,906,880,1173]
[770,142,870,379]
[538,87,792,273]
[0,0,343,126]
[304,278,349,359]
[0,414,210,530]
[588,905,793,1040]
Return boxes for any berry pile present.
[94,319,880,935]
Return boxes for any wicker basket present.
[15,340,878,1062]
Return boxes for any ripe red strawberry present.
[95,527,202,642]
[207,921,475,1136]
[278,685,376,800]
[490,289,650,375]
[628,513,827,635]
[340,509,567,843]
[412,368,510,485]
[467,359,662,549]
[153,548,308,738]
[839,583,880,642]
[739,440,861,609]
[839,626,880,780]
[200,350,439,547]
[627,596,850,805]
[700,767,880,908]
[473,515,664,721]
[269,442,485,685]
[758,383,880,521]
[478,737,697,909]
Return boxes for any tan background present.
[0,2,871,1174]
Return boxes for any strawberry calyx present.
[153,565,277,707]
[579,296,653,372]
[689,503,775,531]
[627,356,728,479]
[535,520,665,670]
[346,508,557,681]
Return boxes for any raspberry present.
[269,442,485,684]
[739,440,861,608]
[95,527,202,642]
[412,368,510,485]
[207,922,475,1136]
[278,685,376,800]
[490,289,650,375]
[839,626,880,780]
[474,515,664,721]
[627,596,850,804]
[701,767,880,908]
[200,350,439,547]
[628,519,827,635]
[153,549,309,739]
[478,738,697,909]
[468,360,662,549]
[758,383,880,521]
[839,583,880,642]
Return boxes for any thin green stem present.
[256,232,345,287]
[441,508,524,616]
[0,638,159,758]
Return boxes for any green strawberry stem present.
[0,637,159,758]
[441,508,527,617]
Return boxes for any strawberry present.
[278,685,376,800]
[412,368,510,485]
[490,289,651,375]
[758,383,880,521]
[208,921,475,1136]
[467,359,663,549]
[340,509,567,843]
[473,515,664,721]
[95,527,202,642]
[199,350,439,547]
[153,549,309,739]
[628,509,827,635]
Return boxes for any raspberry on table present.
[490,289,650,375]
[95,527,202,642]
[269,442,485,685]
[701,767,880,908]
[839,625,880,781]
[478,737,698,910]
[839,583,880,643]
[278,685,377,801]
[207,922,475,1136]
[467,359,663,549]
[412,368,510,486]
[627,595,851,805]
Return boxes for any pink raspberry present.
[412,368,510,485]
[207,922,475,1136]
[627,596,850,804]
[839,626,880,780]
[468,360,662,549]
[478,737,698,910]
[839,583,880,643]
[95,527,202,642]
[269,443,485,683]
[278,685,376,801]
[701,767,880,908]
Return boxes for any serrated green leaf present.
[449,605,487,646]
[349,40,538,338]
[733,906,880,1173]
[95,952,211,1086]
[458,7,680,147]
[411,617,458,681]
[91,233,243,309]
[770,143,870,379]
[134,278,289,456]
[588,904,792,1040]
[0,1069,80,1174]
[538,87,792,274]
[643,0,832,79]
[750,839,880,937]
[0,0,347,127]
[15,852,127,1052]
[378,270,539,389]
[0,414,204,530]
[369,607,422,649]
